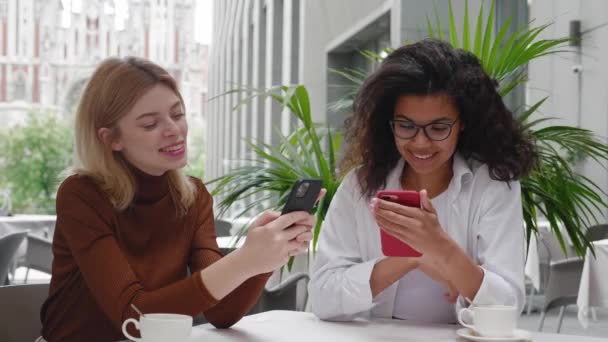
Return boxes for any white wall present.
[528,0,608,220]
[299,0,391,122]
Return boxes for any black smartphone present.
[281,179,323,215]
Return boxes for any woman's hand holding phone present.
[371,189,460,301]
[239,210,317,275]
[371,189,453,259]
[238,180,326,276]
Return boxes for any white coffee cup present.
[458,304,518,338]
[122,313,193,342]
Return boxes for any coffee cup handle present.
[122,318,142,341]
[457,308,475,330]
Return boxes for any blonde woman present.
[39,57,317,341]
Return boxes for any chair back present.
[537,229,584,312]
[585,224,608,242]
[250,272,310,314]
[0,232,28,284]
[25,235,53,274]
[0,283,49,342]
[538,229,575,262]
[214,219,232,237]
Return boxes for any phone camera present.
[295,182,310,198]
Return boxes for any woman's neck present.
[401,159,453,198]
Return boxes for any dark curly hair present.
[340,39,537,198]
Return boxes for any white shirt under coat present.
[308,153,526,322]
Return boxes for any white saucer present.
[456,328,533,341]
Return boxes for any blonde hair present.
[73,56,196,213]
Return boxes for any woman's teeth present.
[413,153,433,160]
[160,143,184,152]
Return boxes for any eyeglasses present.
[388,118,459,141]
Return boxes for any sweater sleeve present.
[55,177,220,332]
[188,180,271,328]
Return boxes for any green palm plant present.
[208,85,342,256]
[328,0,608,257]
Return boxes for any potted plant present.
[209,85,342,268]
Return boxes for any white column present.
[100,7,107,58]
[231,0,244,161]
[167,0,175,65]
[207,0,219,180]
[280,0,292,135]
[263,0,274,146]
[27,64,34,101]
[223,0,237,176]
[215,0,226,179]
[240,0,252,166]
[390,0,402,48]
[250,0,261,163]
[23,0,35,58]
[7,0,16,57]
[219,0,233,177]
[78,9,85,59]
[297,0,305,85]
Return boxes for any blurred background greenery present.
[0,111,73,214]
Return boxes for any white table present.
[216,236,245,255]
[0,215,56,237]
[577,239,608,328]
[189,310,605,341]
[525,232,542,291]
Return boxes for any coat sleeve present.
[457,179,526,312]
[188,179,271,329]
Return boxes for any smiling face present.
[392,94,462,178]
[101,84,188,176]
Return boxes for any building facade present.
[0,0,207,125]
[207,0,301,181]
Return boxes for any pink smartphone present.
[376,190,422,257]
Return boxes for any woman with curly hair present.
[309,39,537,323]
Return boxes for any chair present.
[249,272,310,314]
[23,235,53,283]
[214,219,233,237]
[585,224,608,242]
[0,283,49,342]
[0,231,28,285]
[537,229,584,333]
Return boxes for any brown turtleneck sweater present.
[40,170,270,342]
